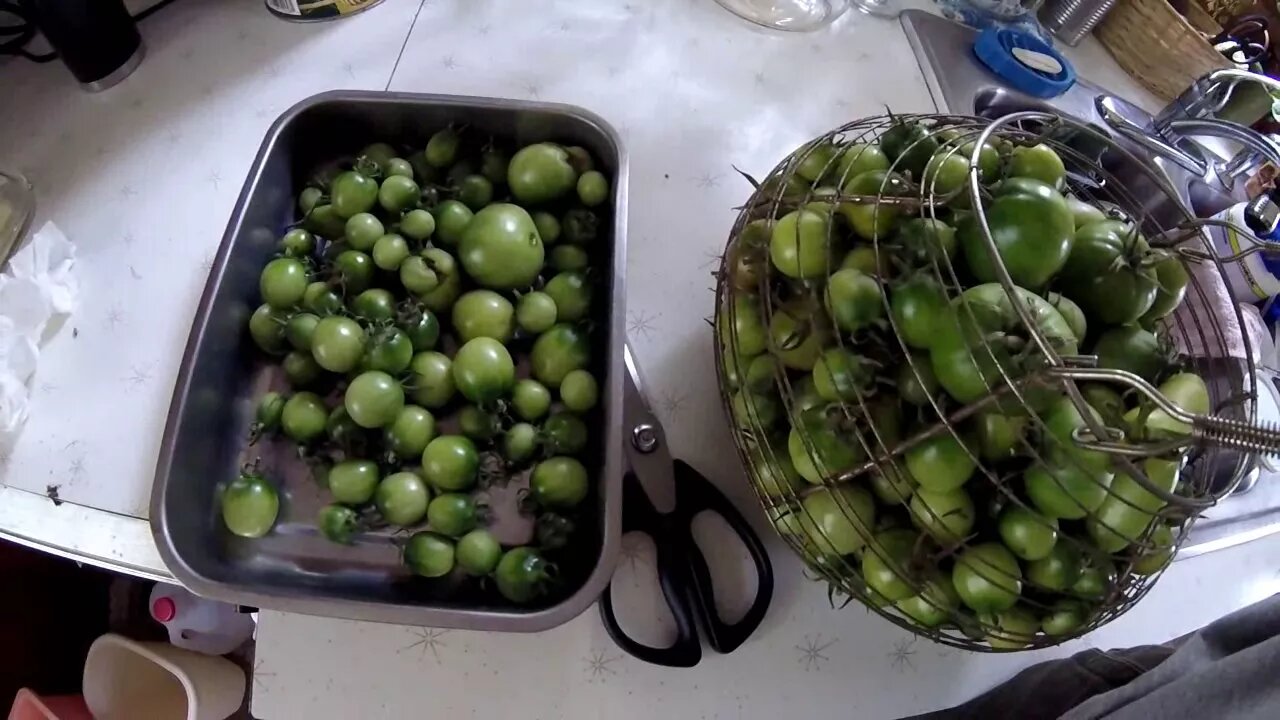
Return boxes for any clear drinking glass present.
[0,170,35,266]
[713,0,852,31]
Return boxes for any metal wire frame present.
[714,111,1280,651]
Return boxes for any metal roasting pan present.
[151,90,627,632]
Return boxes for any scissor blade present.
[622,342,677,511]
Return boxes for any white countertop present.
[1,0,1275,717]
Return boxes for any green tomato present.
[895,573,960,628]
[260,258,308,309]
[973,411,1027,462]
[512,379,553,421]
[404,532,455,577]
[452,338,515,404]
[344,212,385,251]
[1025,542,1081,591]
[459,203,545,289]
[1087,458,1179,552]
[745,354,779,394]
[421,435,479,491]
[769,209,832,279]
[898,217,957,264]
[1093,325,1164,382]
[508,143,577,204]
[531,456,590,508]
[221,471,279,538]
[952,543,1022,613]
[302,281,342,316]
[255,392,286,431]
[800,484,875,555]
[787,420,863,485]
[333,249,374,294]
[889,275,948,351]
[418,250,461,312]
[399,255,440,295]
[835,143,890,181]
[318,504,359,544]
[531,324,590,388]
[733,389,780,429]
[458,174,494,211]
[909,487,974,544]
[281,391,327,442]
[458,404,502,441]
[427,493,478,537]
[516,291,558,334]
[861,529,920,602]
[905,434,975,493]
[384,405,436,459]
[559,369,599,412]
[424,128,460,168]
[330,170,379,218]
[721,294,767,357]
[1009,143,1066,187]
[298,187,323,216]
[376,471,430,526]
[283,350,322,386]
[922,149,969,196]
[1072,563,1114,600]
[544,271,591,323]
[452,290,515,343]
[1141,253,1190,322]
[880,119,937,177]
[400,208,436,241]
[532,211,561,244]
[576,170,608,207]
[766,302,829,371]
[372,233,411,270]
[1065,195,1107,231]
[408,351,455,408]
[958,178,1074,288]
[543,412,588,455]
[750,440,804,499]
[869,463,917,505]
[812,348,872,402]
[1142,372,1209,439]
[1025,461,1114,520]
[550,244,588,272]
[997,506,1058,561]
[984,606,1040,650]
[1042,599,1088,636]
[402,310,440,351]
[1132,523,1176,575]
[303,203,347,238]
[495,546,553,603]
[839,170,910,241]
[432,200,474,247]
[825,268,884,334]
[351,288,396,322]
[328,459,380,505]
[281,227,315,257]
[344,371,405,429]
[480,147,510,184]
[456,529,502,575]
[285,312,319,352]
[386,157,414,178]
[503,422,540,463]
[562,209,598,245]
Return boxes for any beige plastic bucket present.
[82,634,245,720]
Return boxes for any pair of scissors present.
[597,344,774,667]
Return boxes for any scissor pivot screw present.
[632,424,658,453]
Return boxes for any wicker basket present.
[1096,0,1231,101]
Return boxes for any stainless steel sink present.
[901,9,1280,558]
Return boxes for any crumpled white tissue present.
[0,221,77,433]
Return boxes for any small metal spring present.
[1197,416,1280,457]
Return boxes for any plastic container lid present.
[972,27,1075,99]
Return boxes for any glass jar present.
[0,170,35,266]
[713,0,851,31]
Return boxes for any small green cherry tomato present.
[376,471,430,526]
[531,457,590,508]
[559,370,599,412]
[404,532,455,577]
[328,459,380,505]
[421,435,479,491]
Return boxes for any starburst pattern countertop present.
[2,0,1278,718]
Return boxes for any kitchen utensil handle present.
[597,472,703,668]
[674,460,774,655]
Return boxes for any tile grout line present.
[385,0,429,91]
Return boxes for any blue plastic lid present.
[972,27,1075,99]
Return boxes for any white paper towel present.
[0,221,77,433]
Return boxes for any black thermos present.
[19,0,144,92]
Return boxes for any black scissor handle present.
[598,471,702,667]
[673,460,774,655]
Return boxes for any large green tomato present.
[769,209,833,279]
[800,484,876,555]
[825,268,884,333]
[890,275,949,351]
[767,302,830,371]
[959,177,1074,289]
[895,572,960,628]
[836,143,890,181]
[812,348,873,402]
[452,338,515,404]
[1087,458,1179,552]
[1025,461,1114,520]
[952,543,1022,613]
[997,506,1058,561]
[787,421,863,485]
[984,606,1040,650]
[1140,254,1190,323]
[929,283,1078,404]
[459,203,544,289]
[1093,325,1165,382]
[1025,542,1081,591]
[1059,220,1159,325]
[508,143,577,204]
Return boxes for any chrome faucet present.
[1097,69,1280,192]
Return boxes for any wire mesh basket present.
[714,110,1280,651]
